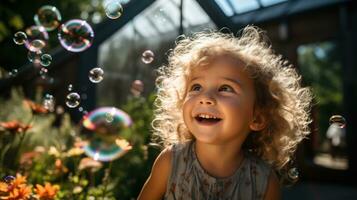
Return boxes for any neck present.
[194,141,245,178]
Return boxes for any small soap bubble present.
[141,50,154,64]
[34,5,62,31]
[130,80,144,97]
[288,167,299,181]
[8,69,18,77]
[39,67,48,79]
[27,51,42,63]
[89,67,104,83]
[79,107,84,112]
[25,26,48,52]
[66,92,81,108]
[329,115,346,128]
[68,84,73,91]
[104,0,123,19]
[58,19,94,52]
[43,94,55,112]
[40,54,52,67]
[13,31,27,45]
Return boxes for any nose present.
[199,92,216,105]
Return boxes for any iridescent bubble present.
[40,54,52,67]
[141,50,154,64]
[89,67,104,83]
[130,79,144,97]
[28,51,42,63]
[13,31,27,45]
[329,115,346,128]
[34,5,62,31]
[2,175,15,184]
[82,107,132,138]
[83,137,131,162]
[58,19,94,52]
[81,107,133,162]
[66,92,81,108]
[25,26,49,52]
[104,0,123,19]
[43,94,55,112]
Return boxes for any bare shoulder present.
[137,146,173,200]
[264,170,281,200]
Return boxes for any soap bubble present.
[34,5,62,31]
[83,137,131,162]
[13,31,27,45]
[68,84,73,91]
[89,67,104,83]
[8,69,18,77]
[81,107,133,161]
[329,115,346,128]
[43,94,55,112]
[141,50,154,64]
[104,0,123,19]
[40,54,52,67]
[58,19,94,52]
[27,51,42,63]
[66,92,81,108]
[25,26,49,52]
[39,67,48,79]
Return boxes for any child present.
[138,26,312,200]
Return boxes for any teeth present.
[198,114,218,119]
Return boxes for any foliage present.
[297,41,343,142]
[0,87,158,199]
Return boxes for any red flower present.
[23,99,48,114]
[0,120,32,133]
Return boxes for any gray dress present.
[164,141,272,200]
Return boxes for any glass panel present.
[97,0,216,106]
[229,0,260,14]
[214,0,235,17]
[259,0,287,7]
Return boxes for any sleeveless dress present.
[164,141,272,200]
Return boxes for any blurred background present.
[0,0,356,199]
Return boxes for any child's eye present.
[189,84,201,91]
[219,85,234,93]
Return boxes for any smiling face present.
[182,56,264,146]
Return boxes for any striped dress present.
[164,141,272,200]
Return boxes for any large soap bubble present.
[58,19,94,52]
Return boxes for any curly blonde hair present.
[152,26,312,170]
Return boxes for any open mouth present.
[194,114,222,125]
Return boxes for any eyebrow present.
[189,77,242,86]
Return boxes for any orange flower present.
[23,99,48,114]
[34,182,59,200]
[0,120,32,133]
[2,184,32,200]
[8,174,27,190]
[1,174,31,200]
[54,159,68,174]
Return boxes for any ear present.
[249,113,266,131]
